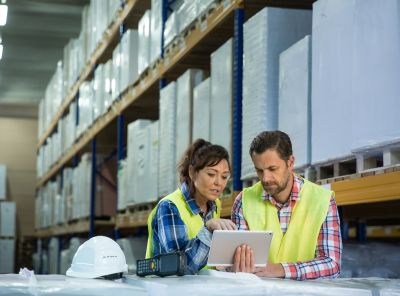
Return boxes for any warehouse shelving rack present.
[34,0,400,265]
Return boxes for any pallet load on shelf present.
[312,0,400,169]
[150,0,163,65]
[159,82,177,197]
[210,39,233,157]
[164,11,179,48]
[120,29,139,94]
[118,159,128,211]
[0,164,6,200]
[112,43,123,102]
[176,0,197,34]
[176,69,205,163]
[0,201,16,273]
[117,236,147,272]
[192,78,211,141]
[126,119,159,207]
[241,7,312,180]
[77,82,95,138]
[138,10,151,75]
[278,35,311,170]
[48,237,60,274]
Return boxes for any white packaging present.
[311,0,400,160]
[0,239,15,273]
[177,0,198,33]
[176,69,205,164]
[150,0,163,64]
[0,165,6,200]
[120,29,139,93]
[241,7,312,179]
[164,12,179,47]
[159,82,177,196]
[193,78,211,141]
[138,10,151,75]
[127,120,152,206]
[94,64,105,120]
[210,39,233,155]
[103,59,113,111]
[49,237,60,274]
[0,201,15,237]
[117,236,147,272]
[148,121,159,201]
[279,35,311,168]
[117,159,128,211]
[112,43,123,101]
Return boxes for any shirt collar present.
[262,174,304,207]
[180,182,217,216]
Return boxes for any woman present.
[145,139,236,274]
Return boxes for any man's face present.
[251,149,294,197]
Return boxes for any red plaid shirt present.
[231,174,342,280]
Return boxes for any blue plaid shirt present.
[151,183,215,274]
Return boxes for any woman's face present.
[191,159,230,202]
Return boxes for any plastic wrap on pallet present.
[138,10,151,75]
[127,120,152,206]
[77,82,94,138]
[192,78,211,141]
[241,7,312,179]
[148,120,159,201]
[120,29,139,93]
[117,159,128,211]
[164,12,179,48]
[210,39,233,156]
[117,236,147,272]
[177,0,198,34]
[0,164,6,200]
[176,69,205,164]
[0,239,15,273]
[159,82,177,197]
[279,35,311,168]
[0,202,15,237]
[150,0,163,64]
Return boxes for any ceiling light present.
[0,4,7,26]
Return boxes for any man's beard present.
[262,171,291,197]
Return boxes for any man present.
[231,131,342,280]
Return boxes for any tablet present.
[207,230,273,267]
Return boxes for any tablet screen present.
[207,230,273,267]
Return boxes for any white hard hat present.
[66,236,128,279]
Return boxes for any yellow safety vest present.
[242,179,332,263]
[146,188,221,259]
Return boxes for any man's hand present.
[231,244,255,273]
[205,218,237,232]
[254,263,285,278]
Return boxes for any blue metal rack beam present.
[232,8,244,192]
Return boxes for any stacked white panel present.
[120,30,139,93]
[0,239,15,273]
[148,121,159,201]
[150,0,163,64]
[279,35,311,168]
[138,10,151,75]
[117,236,147,272]
[159,82,177,196]
[193,78,211,141]
[177,0,197,33]
[94,64,105,119]
[210,39,233,155]
[0,202,15,237]
[176,69,205,164]
[112,43,123,101]
[49,237,60,274]
[311,0,400,162]
[127,120,152,206]
[0,165,6,200]
[164,12,179,47]
[241,7,312,179]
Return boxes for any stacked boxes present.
[138,10,151,75]
[241,7,311,179]
[176,69,205,163]
[150,0,163,64]
[210,39,233,155]
[120,30,139,94]
[279,35,312,168]
[192,78,211,141]
[0,201,16,273]
[158,82,177,196]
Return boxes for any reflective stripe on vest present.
[146,188,221,258]
[242,179,332,263]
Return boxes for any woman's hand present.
[205,218,237,232]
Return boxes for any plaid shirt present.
[231,174,342,280]
[151,183,215,274]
